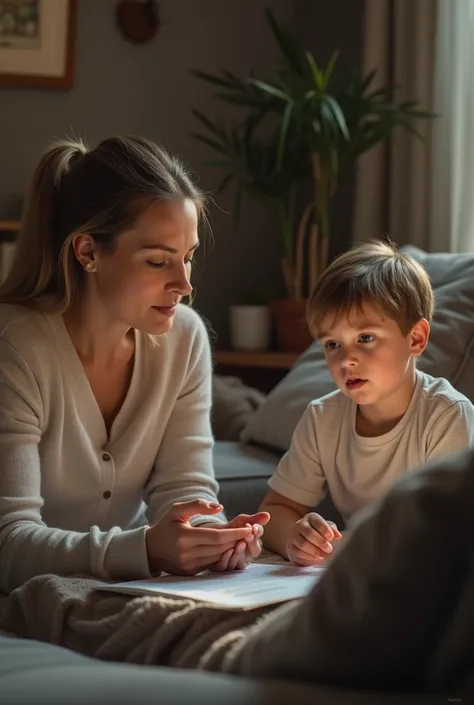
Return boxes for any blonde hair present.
[0,135,207,312]
[307,240,434,337]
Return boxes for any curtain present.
[430,0,474,253]
[352,0,437,250]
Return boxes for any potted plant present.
[191,9,432,352]
[190,109,312,351]
[230,291,272,352]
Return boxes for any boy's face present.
[318,303,429,407]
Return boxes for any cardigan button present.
[103,490,112,499]
[102,452,111,461]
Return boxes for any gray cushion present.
[241,247,474,453]
[213,441,343,526]
[240,343,334,453]
[0,635,432,705]
[213,441,280,518]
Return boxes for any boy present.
[260,240,474,565]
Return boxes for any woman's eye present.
[147,261,166,269]
[147,259,193,269]
[359,334,375,344]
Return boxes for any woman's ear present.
[410,318,430,358]
[71,233,97,268]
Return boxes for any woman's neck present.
[62,299,133,367]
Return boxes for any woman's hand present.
[286,512,342,566]
[145,499,253,576]
[206,511,271,572]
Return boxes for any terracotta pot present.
[270,298,313,353]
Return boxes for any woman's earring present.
[84,261,96,272]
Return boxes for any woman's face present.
[81,198,199,335]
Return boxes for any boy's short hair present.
[307,240,434,337]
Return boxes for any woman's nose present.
[170,264,193,297]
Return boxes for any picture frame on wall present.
[0,0,77,89]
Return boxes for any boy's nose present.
[341,353,358,368]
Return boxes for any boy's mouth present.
[345,377,367,390]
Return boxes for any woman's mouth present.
[345,378,367,390]
[152,305,176,318]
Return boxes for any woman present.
[0,135,269,594]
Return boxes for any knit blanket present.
[0,571,278,671]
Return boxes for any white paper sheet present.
[97,562,325,610]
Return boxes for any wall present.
[295,0,365,261]
[0,0,363,343]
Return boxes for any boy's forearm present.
[260,503,301,558]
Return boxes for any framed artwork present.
[0,0,77,89]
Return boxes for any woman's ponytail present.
[0,138,87,307]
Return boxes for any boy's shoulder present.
[418,370,474,410]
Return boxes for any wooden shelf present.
[0,221,20,243]
[213,350,298,369]
[0,220,20,231]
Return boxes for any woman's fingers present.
[193,525,252,545]
[208,547,234,572]
[247,537,263,559]
[225,542,248,571]
[228,512,270,529]
[192,541,241,558]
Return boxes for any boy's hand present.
[286,512,342,566]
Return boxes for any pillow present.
[212,374,266,441]
[225,448,474,692]
[240,341,335,451]
[241,247,474,453]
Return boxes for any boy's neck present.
[355,368,417,437]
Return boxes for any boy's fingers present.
[299,525,333,552]
[294,532,332,555]
[307,513,334,539]
[328,521,342,539]
[289,546,325,567]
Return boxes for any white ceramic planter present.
[230,305,271,351]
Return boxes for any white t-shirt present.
[269,370,474,521]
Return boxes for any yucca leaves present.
[190,5,433,266]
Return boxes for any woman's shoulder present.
[0,303,53,354]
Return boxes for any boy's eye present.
[324,340,339,350]
[359,334,375,344]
